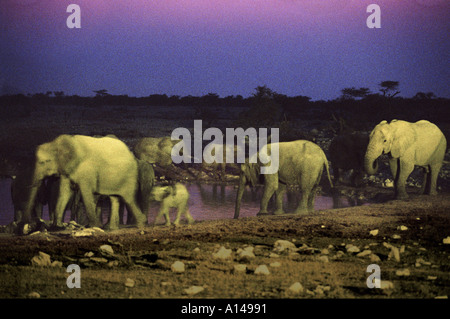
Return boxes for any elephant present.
[328,132,370,187]
[200,142,242,181]
[234,140,333,219]
[11,166,49,223]
[364,120,447,199]
[149,183,194,226]
[134,136,188,181]
[24,134,147,229]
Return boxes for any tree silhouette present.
[379,81,400,98]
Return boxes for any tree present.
[379,81,400,98]
[340,87,371,100]
[93,89,109,97]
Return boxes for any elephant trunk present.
[234,172,246,219]
[364,142,380,175]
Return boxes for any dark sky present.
[1,0,449,100]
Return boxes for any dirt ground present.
[0,189,449,300]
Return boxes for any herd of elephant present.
[8,119,447,233]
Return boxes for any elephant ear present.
[54,135,82,175]
[390,122,416,158]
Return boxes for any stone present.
[369,229,379,236]
[31,251,52,267]
[356,250,372,258]
[171,261,185,273]
[273,240,297,253]
[395,268,411,277]
[397,225,408,231]
[254,265,270,275]
[317,255,329,263]
[370,254,381,263]
[125,278,135,288]
[27,292,40,298]
[51,260,63,267]
[392,234,401,239]
[443,236,450,244]
[233,264,247,273]
[184,286,204,295]
[269,253,280,258]
[90,257,108,263]
[99,245,114,256]
[84,251,94,258]
[288,282,304,294]
[213,246,232,260]
[346,244,360,254]
[380,280,394,290]
[238,249,255,262]
[269,261,282,268]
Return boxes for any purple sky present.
[1,0,449,100]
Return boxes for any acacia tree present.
[379,81,400,98]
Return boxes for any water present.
[0,179,357,226]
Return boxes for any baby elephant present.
[150,183,194,226]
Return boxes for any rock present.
[369,229,379,236]
[31,251,52,267]
[383,179,394,187]
[317,255,329,263]
[370,254,381,263]
[443,236,450,244]
[321,248,330,255]
[427,276,437,280]
[99,245,114,256]
[397,225,408,231]
[90,257,108,263]
[383,242,400,262]
[84,251,94,258]
[346,244,360,254]
[288,282,304,294]
[171,261,185,273]
[233,264,247,273]
[27,291,40,298]
[395,268,411,277]
[380,280,395,290]
[213,246,232,260]
[392,234,401,239]
[238,249,255,262]
[269,261,281,268]
[254,265,270,275]
[51,260,63,267]
[184,286,204,295]
[273,240,297,253]
[356,250,372,258]
[269,253,280,258]
[125,278,135,288]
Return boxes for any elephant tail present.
[322,151,334,190]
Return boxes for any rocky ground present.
[0,190,449,301]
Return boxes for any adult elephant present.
[24,134,147,229]
[134,136,183,167]
[364,120,447,199]
[201,142,242,181]
[329,132,370,187]
[234,140,333,219]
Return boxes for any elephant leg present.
[184,208,195,225]
[428,162,442,196]
[307,185,318,212]
[123,199,147,228]
[418,166,429,195]
[53,177,73,228]
[257,174,278,216]
[273,183,286,215]
[78,186,102,228]
[332,163,340,185]
[395,160,414,200]
[155,203,171,226]
[104,196,120,230]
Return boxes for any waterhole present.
[0,180,363,225]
